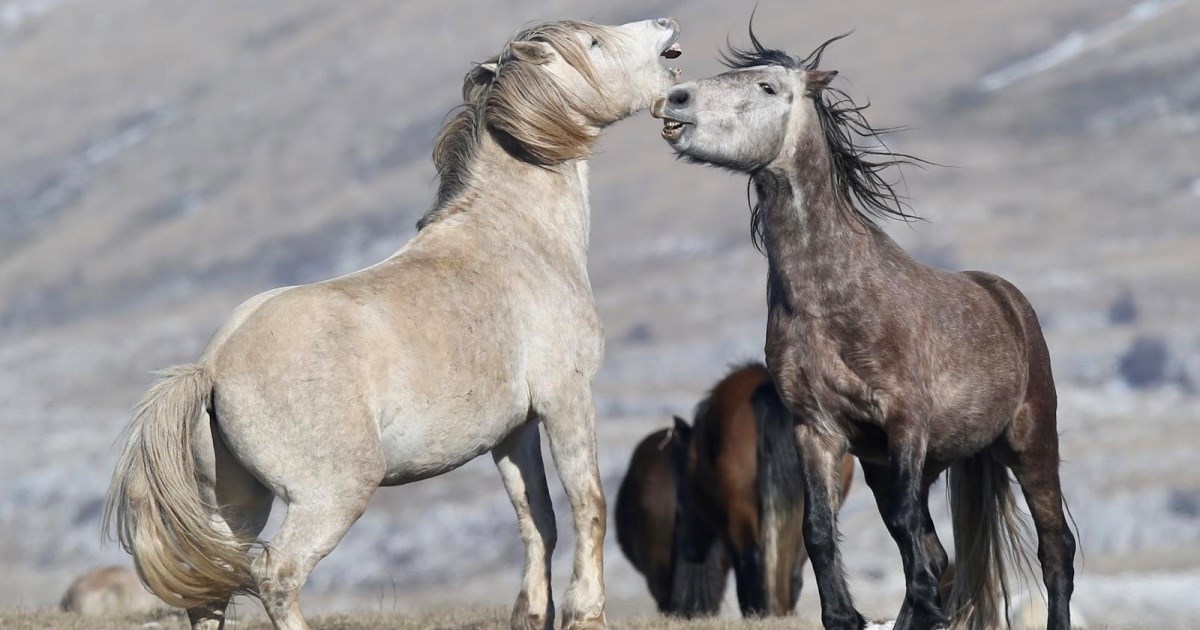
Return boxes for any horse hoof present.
[824,612,868,630]
[560,612,607,630]
[510,592,553,630]
[511,615,550,630]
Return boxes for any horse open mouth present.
[660,39,682,79]
[661,117,691,141]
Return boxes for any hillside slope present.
[1,0,1198,625]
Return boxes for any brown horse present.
[616,363,853,617]
[655,28,1077,630]
[615,424,727,616]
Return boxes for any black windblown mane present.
[722,28,929,247]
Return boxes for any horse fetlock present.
[821,609,867,630]
[511,590,553,630]
[560,584,605,630]
[908,602,949,630]
[559,609,607,630]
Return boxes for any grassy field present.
[0,608,827,630]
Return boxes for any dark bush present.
[1108,290,1138,325]
[1167,488,1200,519]
[623,322,654,344]
[1118,335,1169,389]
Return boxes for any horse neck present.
[465,132,592,262]
[754,128,889,317]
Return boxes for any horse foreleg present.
[918,477,949,611]
[795,422,864,630]
[542,388,607,629]
[862,463,949,628]
[881,424,947,630]
[493,422,557,630]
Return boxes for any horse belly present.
[377,390,527,485]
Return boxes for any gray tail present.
[947,450,1036,630]
[754,380,804,615]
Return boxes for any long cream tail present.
[103,364,254,608]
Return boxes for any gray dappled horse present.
[653,29,1075,630]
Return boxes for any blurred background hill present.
[2,0,1198,625]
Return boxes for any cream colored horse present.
[105,18,683,630]
[61,566,162,616]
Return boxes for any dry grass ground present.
[0,608,1163,630]
[2,0,1199,627]
[0,608,826,630]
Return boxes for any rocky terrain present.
[2,0,1198,626]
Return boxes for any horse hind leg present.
[1004,403,1076,629]
[250,480,377,630]
[493,422,557,630]
[727,519,766,617]
[188,418,273,630]
[231,413,384,630]
[861,463,947,628]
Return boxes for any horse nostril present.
[655,18,672,29]
[667,88,690,107]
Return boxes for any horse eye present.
[759,82,776,95]
[590,36,600,48]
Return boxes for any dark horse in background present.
[654,27,1077,630]
[616,363,854,617]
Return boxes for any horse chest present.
[524,281,604,381]
[766,319,878,430]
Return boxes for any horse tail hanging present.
[753,379,804,615]
[103,364,256,608]
[947,450,1036,630]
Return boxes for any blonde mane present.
[421,21,607,230]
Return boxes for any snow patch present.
[979,0,1185,92]
[84,106,177,165]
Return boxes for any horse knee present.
[884,500,921,538]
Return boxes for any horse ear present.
[508,40,554,64]
[671,416,692,443]
[805,69,838,95]
[478,61,499,76]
